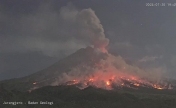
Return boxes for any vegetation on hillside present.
[0,85,176,108]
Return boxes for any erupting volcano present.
[0,6,175,93]
[25,46,174,92]
[1,46,175,92]
[52,47,173,91]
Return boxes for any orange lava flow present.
[106,81,110,86]
[63,73,170,90]
[133,83,140,87]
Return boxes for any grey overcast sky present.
[0,0,176,80]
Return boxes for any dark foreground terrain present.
[1,85,176,108]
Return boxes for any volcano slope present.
[0,46,176,92]
[0,46,108,91]
[1,47,176,108]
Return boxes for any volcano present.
[0,47,107,91]
[0,47,176,92]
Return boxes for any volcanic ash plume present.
[76,8,109,52]
[60,3,109,52]
[31,4,171,91]
[48,4,170,90]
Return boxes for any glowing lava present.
[62,74,171,90]
[51,49,172,91]
[133,83,140,87]
[106,81,110,86]
[153,84,164,90]
[33,82,37,85]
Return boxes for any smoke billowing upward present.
[1,0,176,82]
[61,3,109,52]
[3,2,167,91]
[76,8,109,51]
[0,2,109,57]
[47,4,169,90]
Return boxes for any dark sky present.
[0,0,176,80]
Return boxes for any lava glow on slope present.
[31,49,173,91]
[62,73,170,90]
[57,52,172,90]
